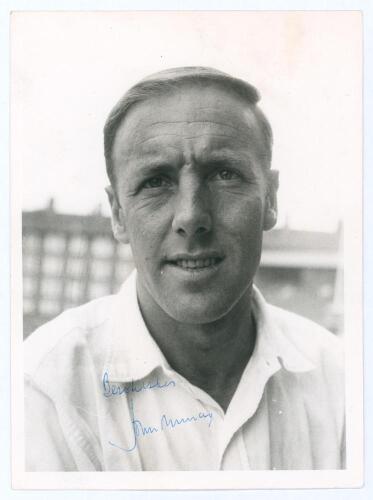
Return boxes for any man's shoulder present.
[24,294,116,379]
[267,302,344,371]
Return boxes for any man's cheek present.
[126,192,172,215]
[216,194,264,224]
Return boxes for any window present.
[64,280,84,302]
[23,234,41,253]
[23,297,35,314]
[91,237,114,258]
[42,255,64,276]
[40,278,62,299]
[90,260,113,280]
[68,236,88,256]
[66,257,86,278]
[38,299,60,316]
[43,234,66,254]
[88,282,110,300]
[23,255,39,275]
[23,277,35,297]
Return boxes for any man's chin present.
[160,296,239,325]
[137,272,251,325]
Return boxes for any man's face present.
[110,84,276,324]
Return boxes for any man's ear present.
[263,170,279,231]
[105,185,130,244]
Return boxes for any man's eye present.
[142,176,170,189]
[212,169,239,181]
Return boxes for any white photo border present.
[1,1,371,498]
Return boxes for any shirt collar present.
[250,285,317,373]
[104,270,170,383]
[103,270,316,383]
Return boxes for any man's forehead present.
[134,87,254,122]
[124,122,249,151]
[113,85,262,155]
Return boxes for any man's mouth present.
[173,257,221,269]
[165,254,224,270]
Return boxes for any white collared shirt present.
[24,271,345,471]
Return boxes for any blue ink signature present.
[108,398,213,452]
[102,371,176,398]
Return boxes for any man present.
[24,67,345,471]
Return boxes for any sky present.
[11,11,362,231]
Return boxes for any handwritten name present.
[108,399,213,452]
[102,371,176,398]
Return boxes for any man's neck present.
[136,284,257,413]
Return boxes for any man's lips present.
[164,253,224,270]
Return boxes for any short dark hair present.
[104,66,273,187]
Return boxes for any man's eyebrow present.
[198,150,252,166]
[131,161,176,177]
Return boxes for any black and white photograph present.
[10,9,363,490]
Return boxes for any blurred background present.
[13,12,360,338]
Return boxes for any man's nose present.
[171,176,212,237]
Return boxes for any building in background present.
[22,201,343,338]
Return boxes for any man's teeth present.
[175,258,218,269]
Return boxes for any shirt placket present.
[219,427,251,470]
[218,355,280,470]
